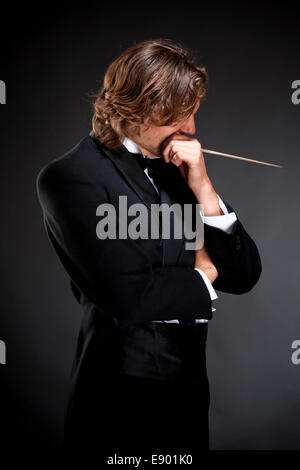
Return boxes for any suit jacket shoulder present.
[36,135,113,214]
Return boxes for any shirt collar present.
[122,136,161,159]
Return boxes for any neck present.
[139,145,149,158]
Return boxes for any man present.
[36,38,261,452]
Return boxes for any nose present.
[178,114,196,136]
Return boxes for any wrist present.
[196,265,218,284]
[194,183,223,217]
[192,176,212,196]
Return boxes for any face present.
[128,99,200,157]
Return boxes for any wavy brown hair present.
[91,38,208,150]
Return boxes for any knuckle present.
[192,138,201,148]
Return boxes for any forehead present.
[144,98,201,130]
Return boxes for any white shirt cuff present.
[194,268,218,300]
[201,195,237,234]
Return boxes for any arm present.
[202,195,237,234]
[161,133,262,294]
[194,194,237,287]
[36,164,213,328]
[204,215,262,294]
[195,183,262,294]
[194,195,261,294]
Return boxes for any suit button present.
[159,239,163,246]
[235,234,241,250]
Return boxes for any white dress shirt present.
[122,137,237,323]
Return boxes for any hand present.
[161,131,223,216]
[195,244,218,284]
[161,131,209,191]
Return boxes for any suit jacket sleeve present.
[204,201,262,295]
[36,163,213,328]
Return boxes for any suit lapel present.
[93,138,160,209]
[93,136,195,266]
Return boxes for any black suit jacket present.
[36,134,262,382]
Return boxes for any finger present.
[160,133,179,162]
[169,144,198,156]
[170,149,201,167]
[163,140,193,162]
[169,150,192,166]
[161,132,197,162]
[170,153,180,165]
[167,138,201,160]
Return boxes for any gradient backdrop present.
[0,1,299,450]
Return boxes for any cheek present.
[161,125,178,138]
[168,124,181,134]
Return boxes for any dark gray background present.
[0,1,299,450]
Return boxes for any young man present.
[36,38,261,452]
